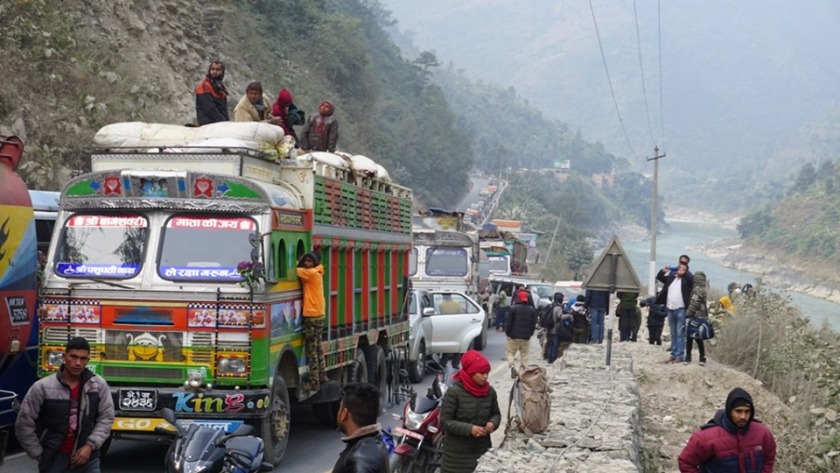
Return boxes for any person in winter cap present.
[271,88,303,145]
[300,100,339,153]
[440,350,501,473]
[678,387,777,472]
[195,61,229,125]
[297,251,327,392]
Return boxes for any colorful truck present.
[0,136,37,463]
[36,139,413,465]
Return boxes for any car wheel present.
[473,322,487,351]
[407,340,426,383]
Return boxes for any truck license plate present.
[118,388,157,411]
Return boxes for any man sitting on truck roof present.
[233,81,282,125]
[195,61,229,125]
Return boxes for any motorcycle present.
[388,364,455,473]
[156,407,274,473]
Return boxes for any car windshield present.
[425,248,467,277]
[531,284,554,298]
[55,214,148,279]
[158,215,256,282]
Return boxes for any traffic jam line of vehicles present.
[0,123,533,467]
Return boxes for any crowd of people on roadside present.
[194,61,339,154]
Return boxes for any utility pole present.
[647,146,666,296]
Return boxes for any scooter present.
[156,408,274,473]
[388,364,455,473]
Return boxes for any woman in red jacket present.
[678,387,776,472]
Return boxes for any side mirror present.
[422,307,435,317]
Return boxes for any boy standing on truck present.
[297,252,328,392]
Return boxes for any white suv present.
[404,289,487,383]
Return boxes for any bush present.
[712,281,840,472]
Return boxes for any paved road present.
[456,176,489,212]
[3,333,511,472]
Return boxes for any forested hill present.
[0,0,653,214]
[738,159,840,276]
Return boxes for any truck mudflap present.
[109,386,271,438]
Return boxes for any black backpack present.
[540,305,555,330]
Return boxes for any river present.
[621,219,840,331]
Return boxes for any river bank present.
[689,238,840,305]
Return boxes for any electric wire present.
[657,0,666,149]
[633,0,657,148]
[588,0,639,160]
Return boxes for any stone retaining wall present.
[477,344,643,473]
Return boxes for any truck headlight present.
[217,356,246,374]
[47,350,64,367]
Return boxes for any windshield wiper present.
[68,278,133,290]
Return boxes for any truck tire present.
[346,348,368,384]
[254,374,290,465]
[365,345,387,409]
[407,340,426,383]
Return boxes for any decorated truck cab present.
[37,123,413,465]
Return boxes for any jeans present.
[547,335,570,363]
[495,307,509,329]
[589,308,605,343]
[648,324,664,345]
[667,308,686,360]
[43,455,101,473]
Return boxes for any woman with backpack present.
[440,350,501,473]
[684,271,709,366]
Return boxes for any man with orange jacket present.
[297,252,327,392]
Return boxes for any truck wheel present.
[407,340,426,383]
[255,374,290,465]
[346,348,368,384]
[365,345,387,409]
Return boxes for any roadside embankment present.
[479,343,642,473]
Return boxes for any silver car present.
[404,289,487,383]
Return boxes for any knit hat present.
[725,387,755,424]
[518,291,529,302]
[460,350,490,376]
[277,88,292,106]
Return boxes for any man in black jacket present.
[332,383,389,473]
[505,290,537,379]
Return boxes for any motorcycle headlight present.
[405,409,431,431]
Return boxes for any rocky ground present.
[479,327,790,472]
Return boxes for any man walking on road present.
[332,383,389,473]
[16,337,114,473]
[678,387,777,472]
[505,291,537,378]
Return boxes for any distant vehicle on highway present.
[404,289,487,383]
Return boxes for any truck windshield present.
[425,248,467,277]
[488,256,509,273]
[55,214,148,279]
[158,215,256,282]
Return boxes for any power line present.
[633,0,656,148]
[588,0,639,160]
[657,0,666,149]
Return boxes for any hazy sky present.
[382,0,840,176]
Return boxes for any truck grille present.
[103,366,184,380]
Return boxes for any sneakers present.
[699,361,706,366]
